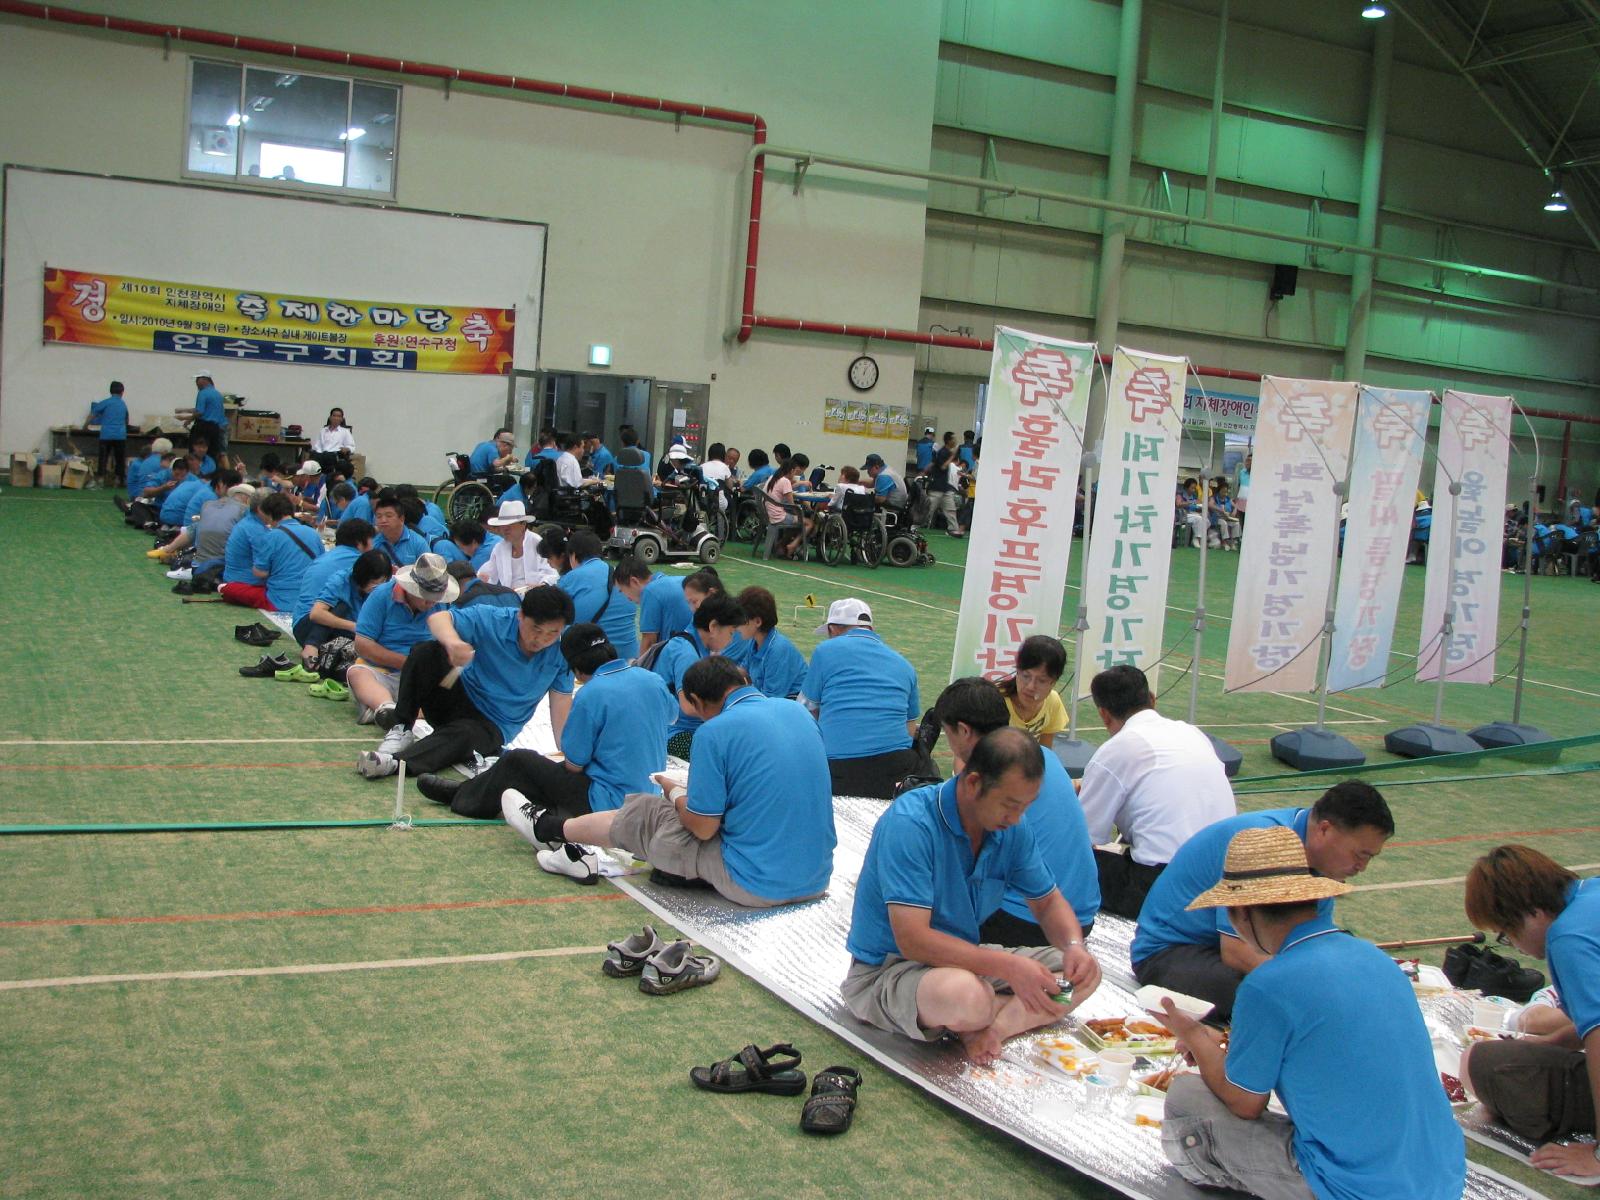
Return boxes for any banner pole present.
[1312,476,1349,734]
[1431,479,1463,727]
[1058,451,1099,779]
[1512,470,1537,726]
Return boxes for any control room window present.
[184,59,399,198]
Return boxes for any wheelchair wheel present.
[860,525,885,568]
[697,536,721,564]
[819,514,848,565]
[446,481,494,524]
[432,480,459,508]
[732,497,763,542]
[887,535,919,567]
[633,532,664,564]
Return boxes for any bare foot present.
[959,1025,1003,1065]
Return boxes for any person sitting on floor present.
[347,551,455,726]
[842,727,1102,1064]
[555,529,638,662]
[1076,664,1237,919]
[218,491,270,607]
[1000,635,1068,747]
[389,483,447,541]
[735,586,808,700]
[249,491,324,613]
[121,436,173,512]
[1132,780,1394,1022]
[317,480,354,525]
[1461,844,1600,1177]
[479,500,557,592]
[189,481,255,580]
[288,461,324,514]
[148,469,244,564]
[358,580,574,782]
[801,598,932,799]
[936,677,1100,948]
[427,518,485,567]
[446,559,519,609]
[293,548,393,673]
[289,519,377,662]
[421,622,676,818]
[508,656,836,900]
[1160,826,1464,1200]
[343,477,378,526]
[371,490,430,566]
[650,591,746,760]
[153,454,202,532]
[616,554,693,659]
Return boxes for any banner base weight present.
[1384,722,1481,759]
[1270,727,1367,771]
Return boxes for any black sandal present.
[689,1043,806,1095]
[800,1066,861,1135]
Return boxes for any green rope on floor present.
[1229,730,1600,785]
[0,817,500,836]
[1234,757,1600,796]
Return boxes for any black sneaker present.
[1465,949,1545,1003]
[415,774,462,805]
[235,624,282,647]
[240,654,294,678]
[113,496,131,513]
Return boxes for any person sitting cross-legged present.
[358,581,575,781]
[371,490,431,567]
[147,469,243,565]
[615,553,693,660]
[295,546,390,674]
[1160,826,1465,1200]
[842,727,1102,1064]
[249,492,325,612]
[423,622,676,819]
[735,586,808,700]
[289,518,376,662]
[506,656,836,901]
[649,591,746,760]
[346,552,454,725]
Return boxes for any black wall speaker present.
[1270,264,1299,301]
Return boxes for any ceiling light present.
[339,127,366,141]
[1361,1,1388,16]
[225,112,247,127]
[1545,188,1570,213]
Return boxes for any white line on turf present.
[0,738,371,746]
[1353,864,1600,894]
[0,944,608,992]
[746,558,960,616]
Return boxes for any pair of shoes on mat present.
[689,1044,860,1133]
[308,678,349,702]
[604,924,721,995]
[240,653,294,678]
[273,663,319,683]
[235,623,281,646]
[356,724,416,779]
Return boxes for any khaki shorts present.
[609,791,810,910]
[842,944,1064,1041]
[347,660,400,698]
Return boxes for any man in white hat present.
[479,500,558,592]
[358,580,574,781]
[289,459,324,515]
[348,552,457,726]
[799,597,931,799]
[1160,825,1465,1200]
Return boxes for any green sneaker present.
[307,678,350,702]
[274,664,319,683]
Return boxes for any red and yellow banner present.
[43,267,514,375]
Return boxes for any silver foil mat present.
[612,796,1540,1200]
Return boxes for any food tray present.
[1075,1018,1179,1057]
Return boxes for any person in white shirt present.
[828,464,869,509]
[479,500,559,592]
[311,407,357,478]
[1076,664,1236,918]
[554,431,585,490]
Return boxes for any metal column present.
[1343,16,1394,381]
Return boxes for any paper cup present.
[1096,1049,1135,1086]
[1471,999,1504,1030]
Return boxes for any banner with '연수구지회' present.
[43,266,514,375]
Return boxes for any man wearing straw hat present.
[1159,825,1465,1200]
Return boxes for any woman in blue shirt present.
[735,586,807,699]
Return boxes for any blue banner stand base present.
[1052,737,1097,780]
[1467,722,1560,762]
[1270,727,1367,771]
[1384,722,1482,759]
[1206,732,1243,778]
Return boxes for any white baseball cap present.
[815,597,873,635]
[297,460,322,475]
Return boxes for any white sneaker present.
[537,842,600,885]
[501,789,553,851]
[165,567,192,580]
[356,749,398,779]
[376,723,414,756]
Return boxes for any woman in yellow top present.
[1000,634,1068,746]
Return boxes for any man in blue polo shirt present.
[801,597,929,799]
[864,454,908,508]
[121,436,172,511]
[1132,780,1394,1021]
[934,677,1099,945]
[250,492,324,612]
[88,381,129,486]
[371,493,429,566]
[156,456,205,529]
[358,577,574,779]
[649,592,746,759]
[183,373,229,464]
[469,428,518,480]
[1160,826,1464,1200]
[343,478,377,526]
[289,519,376,658]
[557,530,639,662]
[617,555,692,659]
[584,432,616,479]
[347,552,453,725]
[512,656,835,901]
[843,727,1102,1064]
[422,622,676,819]
[914,427,936,474]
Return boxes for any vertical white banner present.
[1224,377,1358,694]
[1327,388,1431,692]
[1079,346,1187,697]
[951,328,1094,681]
[1417,391,1513,683]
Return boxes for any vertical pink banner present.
[1417,391,1513,683]
[1224,377,1358,694]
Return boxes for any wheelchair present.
[882,480,936,567]
[432,452,511,524]
[607,462,722,564]
[818,491,885,568]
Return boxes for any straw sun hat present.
[1186,826,1352,911]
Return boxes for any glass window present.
[185,59,399,197]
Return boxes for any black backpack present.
[637,630,694,673]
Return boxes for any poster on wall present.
[43,266,514,375]
[823,398,847,434]
[845,400,869,435]
[868,404,888,437]
[888,405,912,441]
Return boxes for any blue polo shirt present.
[560,558,639,662]
[1548,876,1600,1039]
[743,464,775,492]
[317,493,348,523]
[998,750,1100,928]
[423,500,447,528]
[802,628,919,759]
[127,451,161,497]
[444,605,574,744]
[915,439,935,471]
[343,493,374,526]
[523,445,559,469]
[745,628,808,699]
[222,512,267,584]
[194,385,225,425]
[160,476,207,526]
[1224,916,1465,1200]
[958,444,976,469]
[686,686,835,901]
[417,512,448,541]
[90,395,128,439]
[499,482,526,509]
[651,632,704,736]
[136,464,172,498]
[560,659,676,811]
[355,584,439,657]
[293,544,360,626]
[1132,808,1321,966]
[429,536,471,565]
[254,521,324,611]
[638,573,692,641]
[468,440,502,476]
[314,564,368,622]
[590,444,616,477]
[471,533,500,572]
[847,777,1055,965]
[374,526,430,566]
[179,481,214,528]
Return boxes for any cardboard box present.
[9,452,35,487]
[62,460,92,489]
[349,453,367,480]
[35,463,63,488]
[236,412,282,440]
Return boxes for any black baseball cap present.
[862,454,885,469]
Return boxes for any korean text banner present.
[43,267,514,375]
[1078,346,1187,698]
[951,328,1093,682]
[1417,391,1513,684]
[1327,388,1430,693]
[1224,377,1357,695]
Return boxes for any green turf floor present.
[1,489,1596,1198]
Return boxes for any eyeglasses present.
[1493,931,1513,947]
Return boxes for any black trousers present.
[449,748,593,820]
[192,419,227,457]
[1094,847,1166,919]
[393,639,503,776]
[977,908,1094,949]
[126,499,160,528]
[97,439,127,483]
[827,744,938,801]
